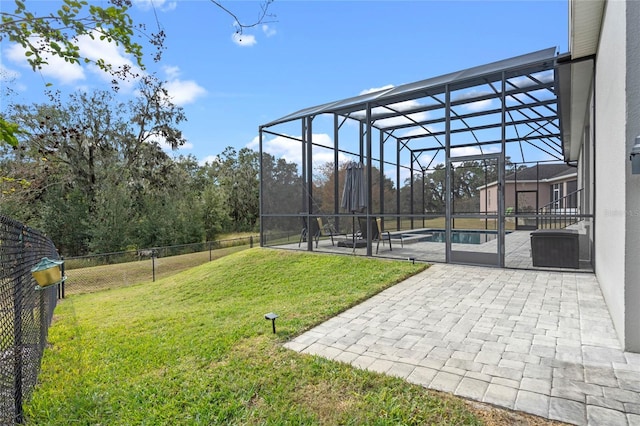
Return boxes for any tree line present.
[0,83,271,256]
[2,88,498,256]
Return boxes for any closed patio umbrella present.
[341,161,367,249]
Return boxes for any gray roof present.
[506,163,576,182]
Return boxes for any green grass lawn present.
[24,248,490,425]
[64,245,249,295]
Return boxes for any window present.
[551,183,563,209]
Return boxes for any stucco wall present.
[625,0,640,351]
[595,0,627,347]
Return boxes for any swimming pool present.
[400,229,504,245]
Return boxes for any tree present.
[39,185,91,255]
[0,117,23,147]
[0,0,162,76]
[88,173,135,253]
[1,1,277,253]
[201,183,230,241]
[214,147,260,232]
[260,152,301,234]
[211,0,276,38]
[7,90,124,212]
[399,159,504,216]
[1,80,188,254]
[313,161,397,216]
[125,74,186,168]
[0,0,275,145]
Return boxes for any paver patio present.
[284,263,640,425]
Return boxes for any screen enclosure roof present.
[262,47,566,164]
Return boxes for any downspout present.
[366,103,373,256]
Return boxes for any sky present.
[1,0,569,168]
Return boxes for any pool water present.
[402,229,502,244]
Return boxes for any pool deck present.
[284,263,640,425]
[287,229,592,272]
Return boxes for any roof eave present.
[559,0,605,162]
[570,0,605,59]
[558,57,594,162]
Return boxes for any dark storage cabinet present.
[530,229,579,269]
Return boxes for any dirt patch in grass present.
[465,400,569,426]
[293,381,358,421]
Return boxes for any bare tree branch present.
[210,0,276,35]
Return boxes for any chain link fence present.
[0,225,255,424]
[0,215,61,424]
[63,237,256,296]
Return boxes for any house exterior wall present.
[480,185,499,213]
[625,0,640,352]
[480,180,574,214]
[594,0,629,349]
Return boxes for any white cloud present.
[248,133,350,170]
[5,40,85,85]
[156,137,193,152]
[463,98,495,112]
[393,164,412,186]
[251,131,415,186]
[134,0,176,12]
[164,79,207,106]
[0,64,26,93]
[247,136,259,150]
[262,24,276,37]
[503,71,554,105]
[453,89,491,102]
[77,32,143,90]
[373,107,429,129]
[351,84,430,128]
[199,155,220,166]
[359,85,394,96]
[232,32,257,47]
[4,32,143,89]
[163,65,181,80]
[452,90,496,112]
[450,146,500,158]
[506,72,553,95]
[171,141,194,150]
[0,63,21,82]
[399,126,441,139]
[535,70,555,83]
[506,92,531,104]
[157,65,206,106]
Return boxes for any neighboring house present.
[478,163,578,216]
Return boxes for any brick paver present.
[284,263,640,425]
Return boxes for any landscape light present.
[264,312,279,334]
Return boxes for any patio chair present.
[316,217,348,247]
[298,216,321,247]
[356,217,393,254]
[374,217,393,254]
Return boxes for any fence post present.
[13,280,24,424]
[59,256,65,299]
[250,236,253,248]
[39,289,46,353]
[13,227,25,424]
[152,250,156,282]
[209,241,212,262]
